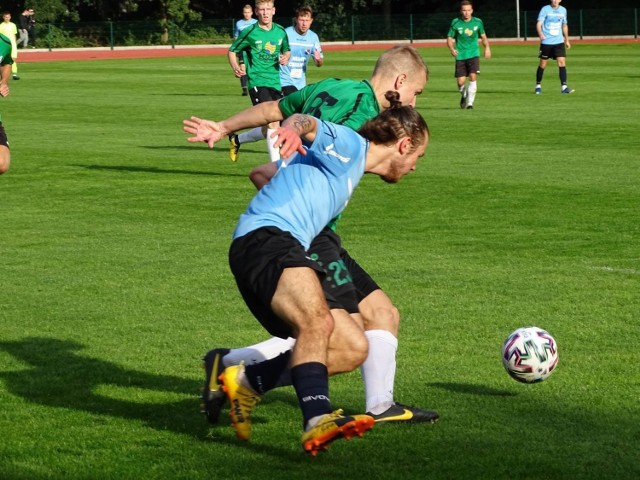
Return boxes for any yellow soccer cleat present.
[301,409,374,456]
[219,364,260,441]
[229,134,241,162]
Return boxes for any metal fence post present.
[635,8,638,39]
[351,16,355,44]
[579,10,583,39]
[109,21,114,50]
[523,11,527,41]
[410,14,413,43]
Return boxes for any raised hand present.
[183,116,226,149]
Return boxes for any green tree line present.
[3,0,638,24]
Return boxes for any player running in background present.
[228,0,290,162]
[184,45,439,426]
[229,5,323,161]
[446,0,491,109]
[280,5,323,95]
[233,4,257,96]
[535,0,573,94]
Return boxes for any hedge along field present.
[0,43,638,479]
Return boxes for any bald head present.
[370,45,429,109]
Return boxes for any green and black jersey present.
[447,17,486,60]
[230,23,290,90]
[279,78,380,130]
[0,33,14,66]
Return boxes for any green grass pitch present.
[0,43,639,479]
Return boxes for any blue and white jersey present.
[233,119,367,250]
[538,5,568,45]
[234,17,257,38]
[279,26,323,90]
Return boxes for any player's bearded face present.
[381,141,425,184]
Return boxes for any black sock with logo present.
[291,362,331,429]
[244,350,291,394]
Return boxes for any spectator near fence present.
[18,8,35,48]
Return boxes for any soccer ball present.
[502,326,559,383]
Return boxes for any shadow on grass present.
[74,164,248,177]
[0,337,302,457]
[140,145,266,155]
[427,382,517,397]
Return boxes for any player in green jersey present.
[447,0,491,109]
[228,0,290,162]
[0,32,14,175]
[185,45,440,426]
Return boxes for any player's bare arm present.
[279,51,291,66]
[274,114,317,158]
[183,102,285,149]
[227,51,245,78]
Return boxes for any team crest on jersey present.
[463,27,477,36]
[264,41,277,54]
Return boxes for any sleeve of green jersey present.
[447,20,456,38]
[278,89,304,118]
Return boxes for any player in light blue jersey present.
[217,103,429,454]
[234,5,258,96]
[233,119,363,248]
[279,6,323,94]
[535,0,574,94]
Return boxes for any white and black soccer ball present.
[502,326,559,384]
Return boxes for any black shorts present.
[539,43,566,60]
[341,249,381,303]
[455,57,480,78]
[249,86,283,106]
[282,85,298,97]
[229,226,344,339]
[310,227,381,305]
[0,122,9,148]
[308,228,359,314]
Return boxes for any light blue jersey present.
[538,4,568,45]
[234,17,257,38]
[279,26,323,90]
[233,120,368,250]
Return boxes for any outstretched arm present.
[183,101,285,148]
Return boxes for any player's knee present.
[339,332,369,371]
[364,304,400,335]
